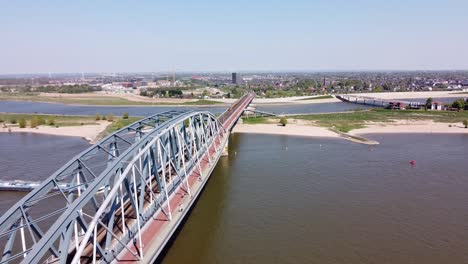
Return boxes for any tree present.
[463,120,468,128]
[106,114,115,122]
[425,97,433,111]
[373,86,383,93]
[452,99,465,110]
[279,117,288,127]
[36,116,46,125]
[30,117,39,128]
[48,117,56,126]
[140,90,148,97]
[123,113,129,119]
[95,113,101,121]
[18,118,26,128]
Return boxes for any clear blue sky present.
[1,0,467,74]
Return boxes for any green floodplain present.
[0,113,143,139]
[242,108,468,132]
[2,108,468,140]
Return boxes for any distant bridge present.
[243,109,278,118]
[336,95,424,109]
[0,93,255,264]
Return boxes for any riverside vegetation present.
[242,109,468,133]
[0,113,142,139]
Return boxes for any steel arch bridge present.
[0,94,254,264]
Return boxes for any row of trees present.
[23,84,102,94]
[140,89,183,98]
[95,113,129,122]
[17,117,56,128]
[0,116,56,127]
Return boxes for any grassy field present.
[1,112,146,140]
[297,95,334,101]
[97,116,143,139]
[0,93,224,106]
[295,109,468,132]
[183,99,224,105]
[0,112,145,129]
[0,113,99,127]
[242,109,468,133]
[242,116,269,125]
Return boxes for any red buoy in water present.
[410,160,416,165]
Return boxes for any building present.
[430,101,444,110]
[232,73,240,84]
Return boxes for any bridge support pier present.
[222,138,229,156]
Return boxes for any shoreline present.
[232,123,379,145]
[1,118,467,146]
[233,120,468,145]
[0,121,109,144]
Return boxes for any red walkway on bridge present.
[117,94,254,263]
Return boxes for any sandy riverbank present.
[233,119,468,145]
[0,121,109,143]
[2,117,466,146]
[233,122,379,144]
[233,123,340,138]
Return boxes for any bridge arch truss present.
[0,110,227,264]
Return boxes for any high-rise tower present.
[232,73,239,84]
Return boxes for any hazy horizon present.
[2,0,468,75]
[3,69,468,78]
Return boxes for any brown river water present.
[0,132,467,264]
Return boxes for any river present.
[0,100,370,116]
[0,133,467,263]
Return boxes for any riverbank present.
[3,117,466,146]
[2,109,467,145]
[233,122,379,145]
[234,115,468,145]
[0,121,109,143]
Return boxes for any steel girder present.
[0,111,225,264]
[0,110,193,264]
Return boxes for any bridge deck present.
[117,94,254,263]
